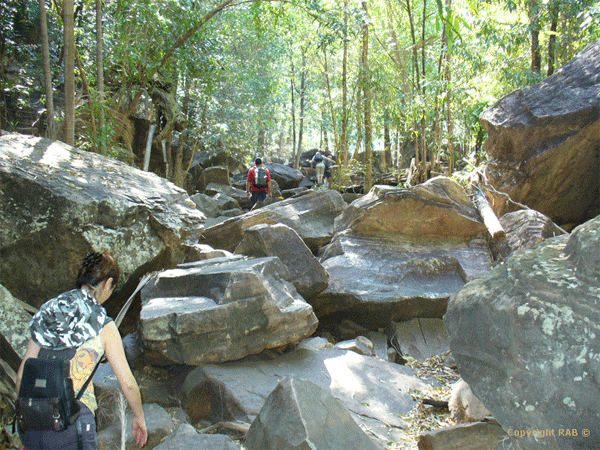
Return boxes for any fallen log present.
[469,185,506,241]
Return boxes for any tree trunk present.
[323,48,339,156]
[291,76,298,169]
[39,0,55,138]
[257,128,266,152]
[529,0,541,74]
[444,0,454,175]
[353,87,363,161]
[383,109,391,171]
[296,54,307,170]
[547,0,559,76]
[340,0,349,166]
[405,0,421,178]
[405,0,420,91]
[419,0,428,181]
[96,0,105,151]
[75,50,98,150]
[362,0,373,193]
[64,0,75,145]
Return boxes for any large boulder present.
[444,215,600,450]
[314,177,493,327]
[0,134,205,308]
[334,178,486,237]
[182,346,431,448]
[0,284,31,359]
[234,223,329,299]
[263,162,304,190]
[491,209,566,260]
[481,39,600,226]
[139,255,318,365]
[200,189,347,253]
[245,376,380,450]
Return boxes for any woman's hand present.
[132,414,148,447]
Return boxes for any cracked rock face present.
[0,134,205,307]
[314,177,493,327]
[445,215,600,450]
[481,39,600,226]
[139,256,318,365]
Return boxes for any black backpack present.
[15,348,99,433]
[254,167,268,188]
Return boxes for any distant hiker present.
[247,157,272,205]
[322,155,336,187]
[310,151,326,185]
[311,151,335,187]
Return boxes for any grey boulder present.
[245,376,381,450]
[139,256,318,365]
[444,215,600,450]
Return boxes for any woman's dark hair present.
[76,250,120,289]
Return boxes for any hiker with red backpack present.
[246,157,272,206]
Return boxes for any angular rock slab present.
[139,256,318,365]
[388,318,450,362]
[182,347,431,447]
[334,177,487,237]
[444,215,600,450]
[154,424,241,450]
[200,189,347,253]
[315,231,492,327]
[418,421,506,450]
[245,376,380,450]
[234,223,329,299]
[263,162,304,190]
[491,209,566,260]
[0,134,205,308]
[481,39,600,225]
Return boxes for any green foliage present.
[329,159,365,192]
[2,0,600,176]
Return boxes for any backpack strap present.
[76,358,102,400]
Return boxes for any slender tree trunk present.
[296,53,307,170]
[64,0,75,145]
[362,1,373,193]
[444,0,454,175]
[39,0,55,138]
[405,0,421,175]
[340,0,349,166]
[96,0,105,151]
[529,0,541,73]
[171,74,192,187]
[291,77,297,168]
[547,0,559,76]
[419,0,428,180]
[383,109,391,171]
[75,50,98,149]
[353,87,363,161]
[257,128,267,152]
[405,0,420,91]
[323,48,339,155]
[421,0,427,80]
